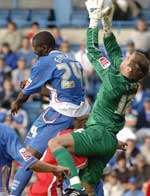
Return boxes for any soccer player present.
[48,0,150,195]
[0,123,69,195]
[10,31,90,195]
[28,131,87,196]
[28,116,106,196]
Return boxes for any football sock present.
[10,168,32,196]
[53,148,83,190]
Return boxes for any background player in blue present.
[0,123,69,195]
[11,31,90,195]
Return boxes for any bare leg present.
[48,133,75,153]
[48,133,83,191]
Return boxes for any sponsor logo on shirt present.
[19,148,32,161]
[99,57,111,69]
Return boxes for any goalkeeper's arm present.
[101,1,122,70]
[86,0,110,81]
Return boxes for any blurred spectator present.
[123,177,144,196]
[125,40,135,57]
[17,36,36,68]
[115,152,131,183]
[12,58,30,92]
[1,43,18,70]
[127,0,142,18]
[140,136,150,164]
[51,26,64,48]
[131,83,148,112]
[103,170,124,196]
[113,0,141,20]
[0,107,7,123]
[0,59,5,99]
[125,138,141,166]
[75,43,93,76]
[0,57,11,74]
[27,22,39,43]
[136,95,150,129]
[0,21,22,51]
[117,114,137,142]
[3,79,17,102]
[12,109,28,139]
[74,42,100,102]
[131,154,150,189]
[136,0,150,9]
[59,40,75,59]
[113,0,130,20]
[131,19,150,55]
[143,180,150,196]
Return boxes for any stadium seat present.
[30,9,55,28]
[10,9,30,27]
[71,10,88,27]
[0,9,10,27]
[112,20,136,29]
[141,9,150,21]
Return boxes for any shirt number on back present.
[56,62,83,89]
[115,94,134,115]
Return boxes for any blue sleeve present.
[6,129,37,170]
[22,58,54,95]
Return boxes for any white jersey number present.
[56,62,83,89]
[115,94,134,115]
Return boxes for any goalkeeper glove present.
[101,0,114,34]
[85,0,104,20]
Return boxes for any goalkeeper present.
[48,0,150,195]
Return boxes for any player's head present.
[32,31,55,57]
[120,51,149,81]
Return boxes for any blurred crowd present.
[0,17,150,195]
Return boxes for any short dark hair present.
[116,152,126,162]
[7,21,17,29]
[32,22,39,27]
[32,31,55,50]
[2,42,10,48]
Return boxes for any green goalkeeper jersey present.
[86,27,138,134]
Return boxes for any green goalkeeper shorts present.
[71,125,118,185]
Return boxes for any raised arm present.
[103,33,122,71]
[101,1,122,71]
[86,0,111,81]
[87,27,111,80]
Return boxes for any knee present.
[48,137,62,152]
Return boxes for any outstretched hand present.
[52,165,70,181]
[101,0,114,33]
[85,0,103,20]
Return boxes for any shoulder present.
[38,54,55,66]
[33,56,56,74]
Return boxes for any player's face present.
[32,40,40,55]
[32,42,50,57]
[120,54,142,81]
[120,56,132,76]
[32,44,43,56]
